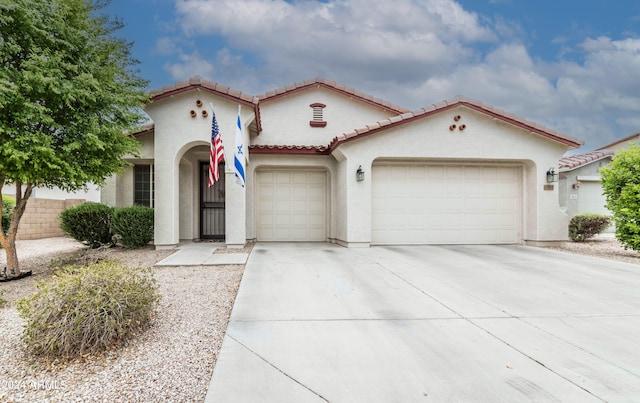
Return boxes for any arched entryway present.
[177,143,227,241]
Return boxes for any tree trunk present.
[3,233,19,277]
[0,182,33,277]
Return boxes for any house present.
[555,131,640,233]
[558,150,615,231]
[100,77,583,248]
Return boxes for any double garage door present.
[372,163,522,244]
[256,170,326,241]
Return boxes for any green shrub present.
[569,213,611,242]
[16,260,160,357]
[2,194,15,235]
[601,145,640,250]
[111,205,154,248]
[60,203,114,248]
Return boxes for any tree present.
[0,0,148,277]
[600,144,640,251]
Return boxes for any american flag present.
[209,110,224,187]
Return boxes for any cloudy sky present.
[105,0,640,151]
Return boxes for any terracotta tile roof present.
[328,96,584,151]
[255,77,409,115]
[129,122,154,137]
[558,150,614,170]
[249,144,329,155]
[150,77,259,104]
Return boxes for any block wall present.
[16,198,85,240]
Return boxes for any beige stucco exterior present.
[102,78,582,249]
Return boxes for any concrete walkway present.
[155,242,249,266]
[205,243,640,402]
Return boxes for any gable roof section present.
[558,150,614,170]
[327,96,583,152]
[595,132,640,151]
[149,77,263,132]
[255,77,409,115]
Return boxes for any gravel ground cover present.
[0,235,638,402]
[544,234,640,265]
[1,237,245,403]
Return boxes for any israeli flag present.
[234,105,246,187]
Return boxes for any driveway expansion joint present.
[228,335,329,402]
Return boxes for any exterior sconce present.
[572,180,581,190]
[546,168,559,183]
[356,165,365,182]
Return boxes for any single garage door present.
[372,164,522,244]
[256,170,326,241]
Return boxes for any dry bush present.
[16,260,160,357]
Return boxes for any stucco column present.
[154,147,180,249]
[333,155,372,247]
[224,170,246,248]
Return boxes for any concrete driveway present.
[205,243,640,402]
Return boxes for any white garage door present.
[256,170,326,241]
[372,164,522,244]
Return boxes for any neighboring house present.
[596,132,640,152]
[558,150,615,232]
[101,77,583,248]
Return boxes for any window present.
[309,103,327,127]
[134,164,154,207]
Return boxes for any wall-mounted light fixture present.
[572,180,581,190]
[546,168,559,183]
[356,165,365,182]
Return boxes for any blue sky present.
[104,0,640,151]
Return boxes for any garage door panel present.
[373,164,521,245]
[257,170,327,242]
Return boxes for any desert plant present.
[16,260,160,357]
[111,206,154,248]
[568,213,611,242]
[59,203,114,248]
[2,195,14,235]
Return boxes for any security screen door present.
[200,162,225,240]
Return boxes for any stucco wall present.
[17,198,85,240]
[257,88,399,147]
[330,106,573,245]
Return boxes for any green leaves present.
[0,0,148,190]
[600,144,640,251]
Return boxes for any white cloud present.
[173,0,496,88]
[162,0,640,151]
[163,51,216,81]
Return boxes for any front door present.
[200,162,225,240]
